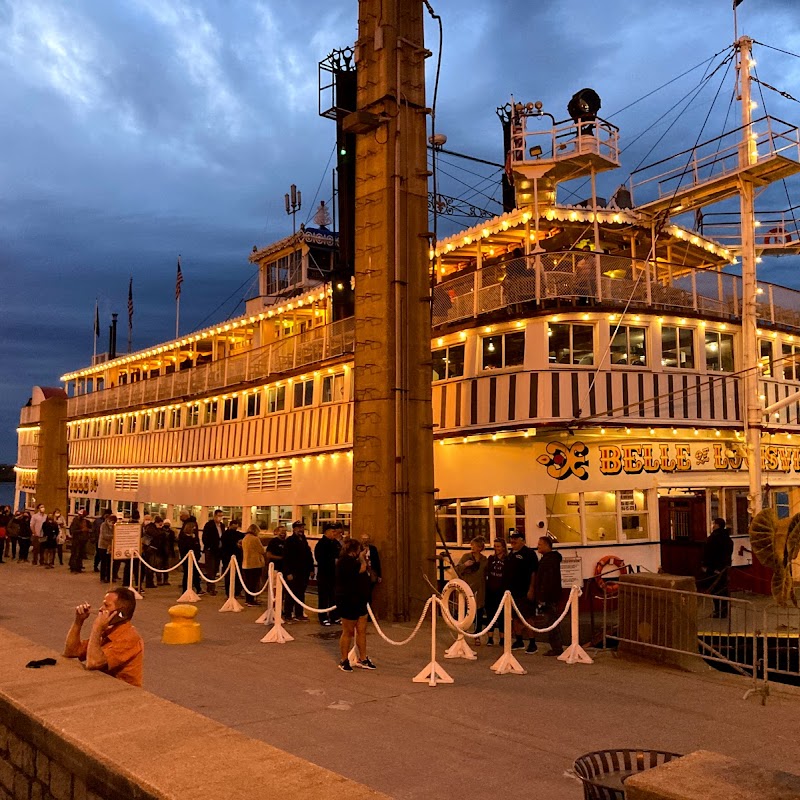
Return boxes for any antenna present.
[284,184,302,234]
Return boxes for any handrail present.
[66,317,355,418]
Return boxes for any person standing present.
[241,524,265,606]
[69,509,90,572]
[30,503,46,566]
[456,536,488,642]
[17,511,33,562]
[220,519,244,597]
[507,531,539,654]
[283,521,314,621]
[531,536,564,656]
[54,509,68,566]
[315,523,341,625]
[485,538,508,647]
[702,517,734,618]
[202,510,224,596]
[0,505,9,563]
[97,514,116,583]
[178,517,203,595]
[265,524,287,574]
[3,507,17,560]
[334,539,376,672]
[41,514,59,568]
[92,510,110,573]
[359,533,382,603]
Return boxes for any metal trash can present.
[573,749,682,799]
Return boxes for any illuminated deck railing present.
[67,318,355,418]
[431,251,800,331]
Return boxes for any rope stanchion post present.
[127,552,143,600]
[444,588,477,661]
[558,585,594,665]
[177,552,200,603]
[412,596,454,686]
[261,573,294,643]
[490,592,526,675]
[256,563,275,625]
[219,556,244,613]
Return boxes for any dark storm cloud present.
[1,0,800,461]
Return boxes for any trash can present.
[573,749,682,799]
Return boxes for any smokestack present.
[109,313,118,359]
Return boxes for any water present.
[0,482,15,508]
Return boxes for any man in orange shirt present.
[64,587,144,687]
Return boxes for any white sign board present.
[112,523,141,561]
[561,556,583,589]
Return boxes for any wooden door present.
[659,494,707,576]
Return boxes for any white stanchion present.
[261,576,294,643]
[126,552,143,600]
[177,552,200,603]
[413,596,453,686]
[490,593,526,675]
[255,563,275,624]
[558,586,593,665]
[219,555,244,613]
[444,588,477,661]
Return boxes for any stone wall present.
[0,628,386,800]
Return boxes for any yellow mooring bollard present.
[162,604,202,645]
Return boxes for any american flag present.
[176,256,184,301]
[127,278,134,329]
[93,300,100,338]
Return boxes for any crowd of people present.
[455,531,565,657]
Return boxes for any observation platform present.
[0,560,798,800]
[631,116,800,218]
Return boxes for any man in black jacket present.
[532,536,563,656]
[507,531,539,654]
[702,517,734,618]
[314,523,342,626]
[202,510,224,596]
[283,521,314,621]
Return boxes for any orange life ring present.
[594,555,626,596]
[763,226,793,246]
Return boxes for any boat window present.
[610,325,647,367]
[140,413,151,432]
[103,418,113,436]
[127,416,137,434]
[544,493,582,543]
[223,396,239,421]
[704,331,734,372]
[267,385,286,413]
[245,392,262,417]
[492,495,526,541]
[434,499,459,543]
[619,489,648,541]
[661,326,695,369]
[204,401,218,424]
[115,417,125,435]
[321,373,345,403]
[432,344,465,381]
[482,331,525,370]
[548,323,594,365]
[170,407,182,428]
[782,343,800,381]
[186,403,200,426]
[251,505,293,530]
[760,339,773,377]
[293,378,314,408]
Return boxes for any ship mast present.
[736,34,763,515]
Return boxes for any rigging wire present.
[423,0,444,246]
[751,40,800,61]
[191,269,259,332]
[303,143,336,225]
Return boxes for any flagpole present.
[127,277,133,354]
[93,299,98,361]
[175,255,183,339]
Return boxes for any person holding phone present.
[64,587,144,687]
[334,539,376,672]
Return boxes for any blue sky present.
[1,0,799,463]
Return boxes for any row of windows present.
[70,373,346,440]
[434,323,758,380]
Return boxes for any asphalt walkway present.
[0,558,798,799]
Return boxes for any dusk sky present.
[2,0,799,463]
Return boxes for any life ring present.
[439,578,477,630]
[763,226,793,246]
[594,555,626,596]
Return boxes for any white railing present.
[510,115,620,167]
[67,318,355,417]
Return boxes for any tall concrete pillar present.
[351,0,435,620]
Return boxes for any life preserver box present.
[594,555,626,596]
[763,226,793,246]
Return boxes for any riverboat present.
[14,30,800,587]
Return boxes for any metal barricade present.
[762,603,800,684]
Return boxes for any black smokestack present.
[109,313,118,359]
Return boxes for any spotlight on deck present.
[567,88,602,123]
[529,145,543,158]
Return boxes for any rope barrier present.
[135,550,192,573]
[508,592,573,634]
[366,597,434,646]
[277,572,337,613]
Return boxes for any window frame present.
[548,322,595,366]
[661,326,695,370]
[432,343,466,381]
[610,324,648,368]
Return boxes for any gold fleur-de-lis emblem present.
[537,441,590,480]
